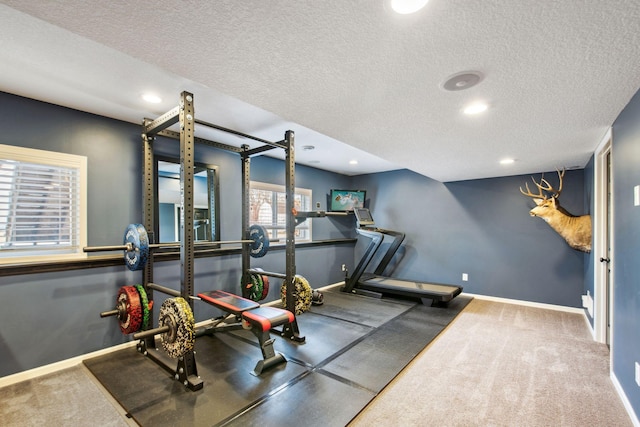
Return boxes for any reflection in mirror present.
[156,159,219,243]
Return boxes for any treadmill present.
[342,208,462,304]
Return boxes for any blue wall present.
[352,168,587,306]
[0,92,354,377]
[0,89,611,389]
[611,88,640,415]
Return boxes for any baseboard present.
[0,340,138,389]
[463,292,585,314]
[611,371,640,427]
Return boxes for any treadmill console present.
[354,207,375,228]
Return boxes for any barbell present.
[85,223,271,271]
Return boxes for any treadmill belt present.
[361,276,461,300]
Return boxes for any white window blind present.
[0,144,87,262]
[250,181,312,242]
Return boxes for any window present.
[250,181,312,242]
[0,144,87,263]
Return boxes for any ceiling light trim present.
[442,71,484,92]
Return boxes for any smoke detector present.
[442,71,484,91]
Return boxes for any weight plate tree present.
[280,275,313,315]
[159,297,196,359]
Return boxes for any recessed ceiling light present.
[142,93,162,104]
[349,160,359,165]
[463,102,489,115]
[390,0,429,14]
[302,145,315,151]
[500,158,515,165]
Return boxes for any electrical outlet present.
[635,362,640,387]
[341,264,347,272]
[316,202,321,209]
[462,273,468,281]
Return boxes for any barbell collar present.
[133,325,170,341]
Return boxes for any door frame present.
[593,128,612,345]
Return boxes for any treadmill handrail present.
[342,228,383,293]
[369,228,406,276]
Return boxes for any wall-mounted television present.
[329,189,366,212]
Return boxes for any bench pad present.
[198,290,260,315]
[242,306,294,332]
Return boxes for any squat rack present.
[137,91,304,390]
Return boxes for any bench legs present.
[250,329,287,376]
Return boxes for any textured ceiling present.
[1,1,640,181]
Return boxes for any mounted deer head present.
[520,169,592,253]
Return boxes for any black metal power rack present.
[137,91,304,391]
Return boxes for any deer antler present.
[520,174,548,199]
[520,169,565,199]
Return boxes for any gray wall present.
[351,168,587,306]
[610,87,640,416]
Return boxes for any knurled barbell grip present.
[84,243,133,252]
[133,325,170,341]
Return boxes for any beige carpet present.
[350,298,631,427]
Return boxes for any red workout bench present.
[197,290,294,376]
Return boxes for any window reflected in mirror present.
[156,159,219,243]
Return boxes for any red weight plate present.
[117,285,143,334]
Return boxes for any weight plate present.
[159,297,195,359]
[254,268,270,301]
[134,284,151,330]
[242,272,263,302]
[253,273,264,302]
[280,275,312,315]
[312,289,324,306]
[117,286,143,334]
[249,224,269,258]
[123,223,149,271]
[241,272,252,299]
